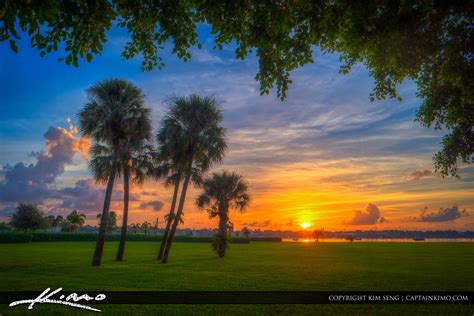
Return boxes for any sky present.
[0,24,473,231]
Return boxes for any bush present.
[0,232,251,244]
[172,235,211,243]
[31,232,98,242]
[27,233,249,243]
[230,237,251,244]
[0,232,33,243]
[124,234,162,242]
[211,234,229,257]
[250,237,282,242]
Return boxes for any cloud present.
[0,122,155,219]
[410,170,433,180]
[242,220,272,228]
[0,125,90,204]
[191,48,227,64]
[140,201,164,212]
[413,205,469,222]
[346,204,386,225]
[56,179,104,214]
[53,179,138,216]
[0,205,17,217]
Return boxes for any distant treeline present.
[0,232,282,244]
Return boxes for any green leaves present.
[157,94,227,179]
[8,39,18,53]
[3,1,472,176]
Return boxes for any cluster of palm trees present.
[47,210,86,232]
[129,221,156,235]
[78,78,250,267]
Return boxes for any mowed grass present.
[1,241,473,315]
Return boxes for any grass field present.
[1,241,473,315]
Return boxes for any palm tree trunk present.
[116,163,130,261]
[92,147,119,266]
[157,175,181,260]
[217,210,229,258]
[161,172,191,264]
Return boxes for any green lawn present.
[1,241,473,315]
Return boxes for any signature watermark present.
[9,288,106,312]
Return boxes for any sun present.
[301,222,310,229]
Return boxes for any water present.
[282,238,474,243]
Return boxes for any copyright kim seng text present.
[328,294,470,302]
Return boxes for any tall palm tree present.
[66,210,86,232]
[78,78,151,266]
[196,171,250,257]
[159,95,227,263]
[157,168,181,260]
[89,140,157,261]
[157,162,203,260]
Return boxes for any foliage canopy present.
[2,1,472,175]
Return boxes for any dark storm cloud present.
[140,201,164,212]
[346,204,387,225]
[413,206,469,222]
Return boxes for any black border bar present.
[1,291,473,305]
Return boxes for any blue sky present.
[0,25,472,230]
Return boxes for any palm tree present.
[46,215,64,230]
[78,78,151,266]
[130,223,141,234]
[156,166,181,260]
[141,221,152,235]
[159,95,227,263]
[52,215,64,228]
[157,162,202,260]
[66,210,86,232]
[89,140,157,261]
[96,211,118,233]
[196,171,250,257]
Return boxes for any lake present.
[282,238,474,243]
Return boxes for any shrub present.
[0,222,11,231]
[250,237,282,242]
[173,235,212,243]
[31,232,97,242]
[0,232,33,243]
[211,233,229,257]
[230,237,251,244]
[27,233,248,243]
[1,232,252,245]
